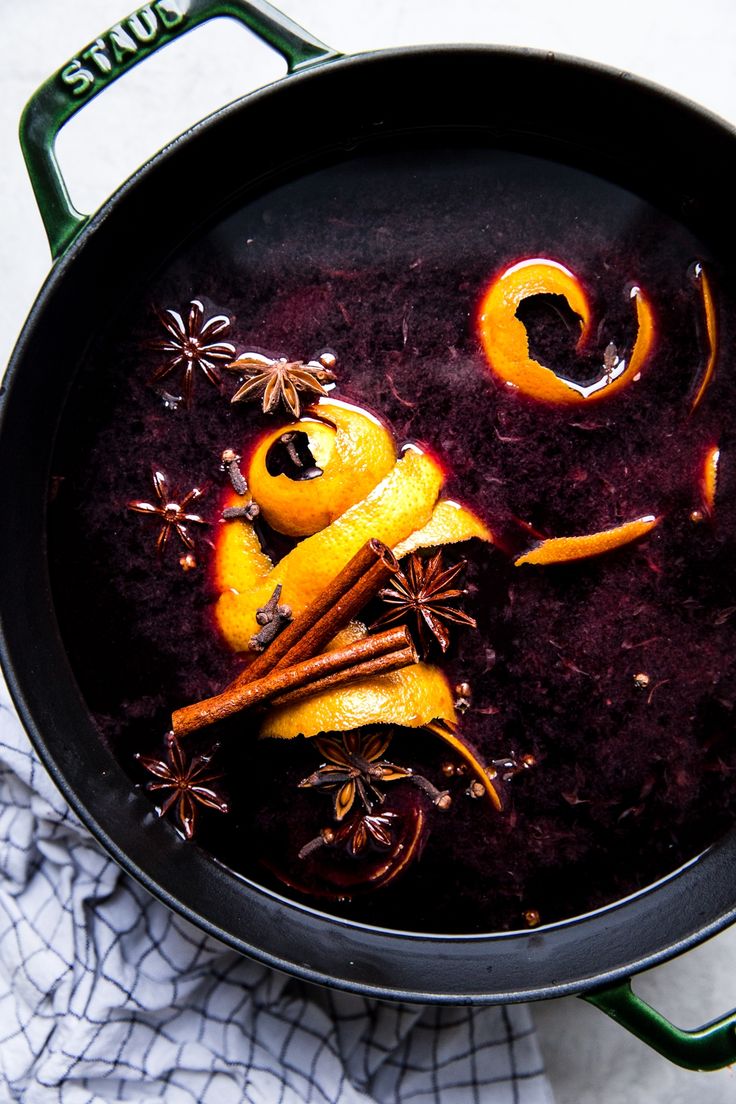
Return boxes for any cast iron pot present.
[3,0,736,1070]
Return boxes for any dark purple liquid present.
[48,146,736,933]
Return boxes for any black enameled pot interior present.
[2,47,736,1001]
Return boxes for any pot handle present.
[583,979,736,1071]
[19,0,340,260]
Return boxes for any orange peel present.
[691,264,717,412]
[515,515,660,566]
[425,720,502,812]
[214,493,272,593]
[478,257,654,405]
[214,447,444,651]
[701,445,720,515]
[246,399,396,537]
[324,621,369,650]
[259,660,456,739]
[394,499,493,558]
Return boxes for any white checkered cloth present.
[0,676,553,1104]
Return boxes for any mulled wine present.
[47,143,736,934]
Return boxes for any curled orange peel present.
[394,499,493,559]
[691,264,717,412]
[478,258,654,405]
[515,515,660,566]
[246,399,396,537]
[214,447,444,651]
[701,445,720,516]
[259,660,457,739]
[368,804,427,887]
[265,446,443,610]
[214,492,272,594]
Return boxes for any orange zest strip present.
[702,445,720,515]
[426,720,502,812]
[394,499,493,559]
[691,264,717,412]
[477,258,654,405]
[515,515,660,566]
[369,805,428,889]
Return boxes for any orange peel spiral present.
[215,447,444,651]
[478,258,654,405]
[246,399,396,538]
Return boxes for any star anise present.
[135,734,228,840]
[128,468,208,556]
[346,810,396,854]
[299,729,449,820]
[372,551,477,655]
[226,351,336,417]
[299,810,398,860]
[300,730,408,820]
[151,299,235,408]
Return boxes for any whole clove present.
[249,584,292,652]
[221,448,248,496]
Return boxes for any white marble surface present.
[2,2,736,1101]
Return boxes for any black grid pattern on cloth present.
[0,678,554,1103]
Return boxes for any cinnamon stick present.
[172,625,416,737]
[271,645,416,707]
[230,538,399,688]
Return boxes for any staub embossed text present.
[60,1,189,97]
